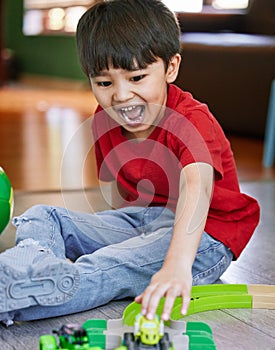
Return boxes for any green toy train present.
[39,313,216,350]
[39,323,99,350]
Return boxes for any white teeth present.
[119,105,145,125]
[121,106,136,112]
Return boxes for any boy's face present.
[90,55,181,140]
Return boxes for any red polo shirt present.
[92,84,260,258]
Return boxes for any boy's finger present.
[144,295,160,320]
[161,292,177,321]
[143,285,167,320]
[134,293,143,304]
[181,294,191,315]
[138,285,155,316]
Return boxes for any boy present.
[0,0,259,326]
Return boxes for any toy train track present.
[123,283,275,324]
[39,284,275,350]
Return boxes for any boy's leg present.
[12,229,233,322]
[0,205,233,323]
[0,206,175,322]
[192,232,233,285]
[12,204,153,260]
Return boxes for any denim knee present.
[13,204,53,233]
[192,233,233,285]
[13,204,55,225]
[12,205,66,258]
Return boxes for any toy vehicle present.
[119,314,173,350]
[134,314,164,345]
[121,332,173,350]
[39,323,100,350]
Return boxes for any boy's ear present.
[166,53,181,84]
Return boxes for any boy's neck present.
[121,125,156,142]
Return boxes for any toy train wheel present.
[123,332,136,350]
[160,333,172,350]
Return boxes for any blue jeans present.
[11,205,233,321]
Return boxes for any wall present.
[3,0,86,80]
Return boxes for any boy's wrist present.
[163,255,193,272]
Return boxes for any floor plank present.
[221,182,275,285]
[228,135,275,182]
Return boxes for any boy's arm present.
[135,162,214,320]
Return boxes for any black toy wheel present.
[123,332,136,350]
[160,340,173,350]
[161,333,170,342]
[160,333,172,350]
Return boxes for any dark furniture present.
[174,0,275,138]
[0,0,6,86]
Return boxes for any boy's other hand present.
[134,266,192,321]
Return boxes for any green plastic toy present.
[0,167,13,233]
[133,313,165,345]
[39,323,100,350]
[123,284,253,324]
[41,282,272,349]
[38,281,275,349]
[39,309,216,350]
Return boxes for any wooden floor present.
[0,81,274,349]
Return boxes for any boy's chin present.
[122,124,154,140]
[120,114,146,128]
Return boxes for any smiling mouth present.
[119,105,145,125]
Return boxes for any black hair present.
[76,0,181,77]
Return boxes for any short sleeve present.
[166,108,224,178]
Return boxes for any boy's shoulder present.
[166,84,218,128]
[166,84,227,144]
[167,84,209,117]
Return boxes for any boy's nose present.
[113,82,133,103]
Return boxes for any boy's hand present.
[134,265,192,321]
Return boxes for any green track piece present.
[122,284,253,350]
[186,322,216,350]
[170,284,252,319]
[123,284,253,325]
[87,334,106,349]
[83,319,107,332]
[83,319,107,348]
[191,284,249,297]
[188,333,216,349]
[122,301,142,326]
[186,321,213,335]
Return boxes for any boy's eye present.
[97,81,112,87]
[131,75,145,82]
